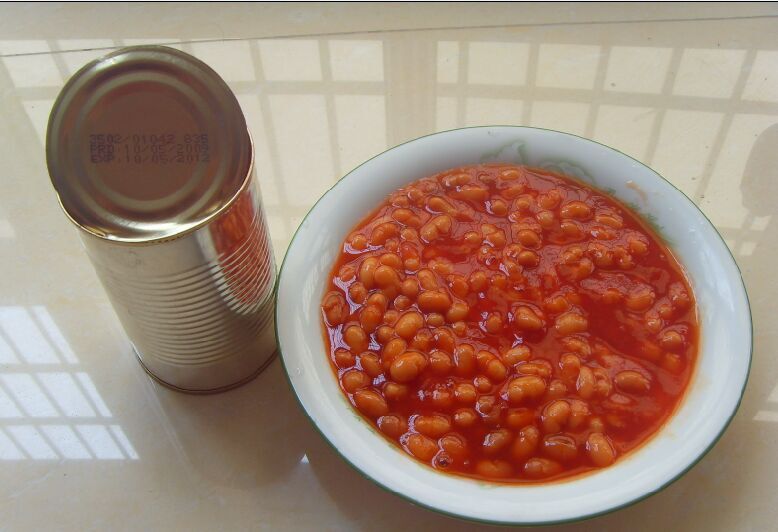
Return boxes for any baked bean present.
[359,352,383,378]
[476,351,508,382]
[378,414,407,438]
[410,328,433,351]
[593,368,613,397]
[454,382,477,404]
[393,295,412,311]
[434,328,456,353]
[513,306,545,331]
[517,229,541,248]
[338,264,356,282]
[392,208,421,227]
[555,312,588,335]
[541,399,571,433]
[366,292,388,312]
[418,291,452,313]
[669,282,691,310]
[475,459,513,479]
[561,337,591,358]
[595,212,623,228]
[454,184,489,202]
[628,236,648,255]
[474,375,492,393]
[382,338,407,369]
[511,425,540,462]
[517,250,540,267]
[560,220,583,238]
[348,282,367,304]
[559,353,581,382]
[544,294,570,314]
[406,433,439,461]
[589,416,605,433]
[343,325,369,353]
[446,301,470,323]
[390,351,428,382]
[359,305,383,334]
[536,210,556,229]
[542,434,578,462]
[502,345,532,366]
[468,270,488,293]
[615,370,651,395]
[516,360,552,379]
[426,312,445,328]
[489,198,508,216]
[395,311,424,339]
[453,408,478,428]
[353,388,389,418]
[499,167,521,180]
[626,286,655,311]
[539,189,562,210]
[452,321,467,337]
[350,233,368,250]
[442,172,471,188]
[507,376,546,404]
[400,278,419,299]
[441,278,466,302]
[659,329,684,352]
[546,379,568,399]
[640,340,662,362]
[414,415,452,438]
[586,432,616,467]
[322,292,348,326]
[375,326,394,345]
[429,349,454,375]
[645,312,663,334]
[568,399,590,429]
[576,366,595,399]
[505,408,535,429]
[430,388,455,410]
[454,344,476,376]
[513,194,534,213]
[416,269,438,290]
[482,428,513,455]
[662,352,684,374]
[370,222,399,246]
[404,257,420,271]
[341,369,370,392]
[476,395,503,426]
[524,458,563,478]
[439,434,469,462]
[334,348,355,369]
[560,201,592,220]
[383,310,400,326]
[374,265,401,289]
[483,312,504,334]
[420,215,453,242]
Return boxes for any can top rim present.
[46,45,253,244]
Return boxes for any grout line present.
[3,14,778,58]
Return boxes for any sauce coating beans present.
[322,164,697,483]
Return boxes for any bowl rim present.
[274,125,753,526]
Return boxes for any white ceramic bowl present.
[276,127,752,525]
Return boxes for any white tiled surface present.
[1,3,777,530]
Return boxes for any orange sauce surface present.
[321,164,697,482]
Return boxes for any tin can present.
[46,46,277,393]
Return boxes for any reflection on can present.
[47,46,277,393]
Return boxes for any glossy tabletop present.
[0,3,777,530]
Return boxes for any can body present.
[81,168,277,392]
[46,46,278,393]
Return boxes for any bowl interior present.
[276,127,751,525]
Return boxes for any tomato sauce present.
[321,164,697,482]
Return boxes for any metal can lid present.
[46,45,251,243]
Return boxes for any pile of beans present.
[322,164,697,482]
